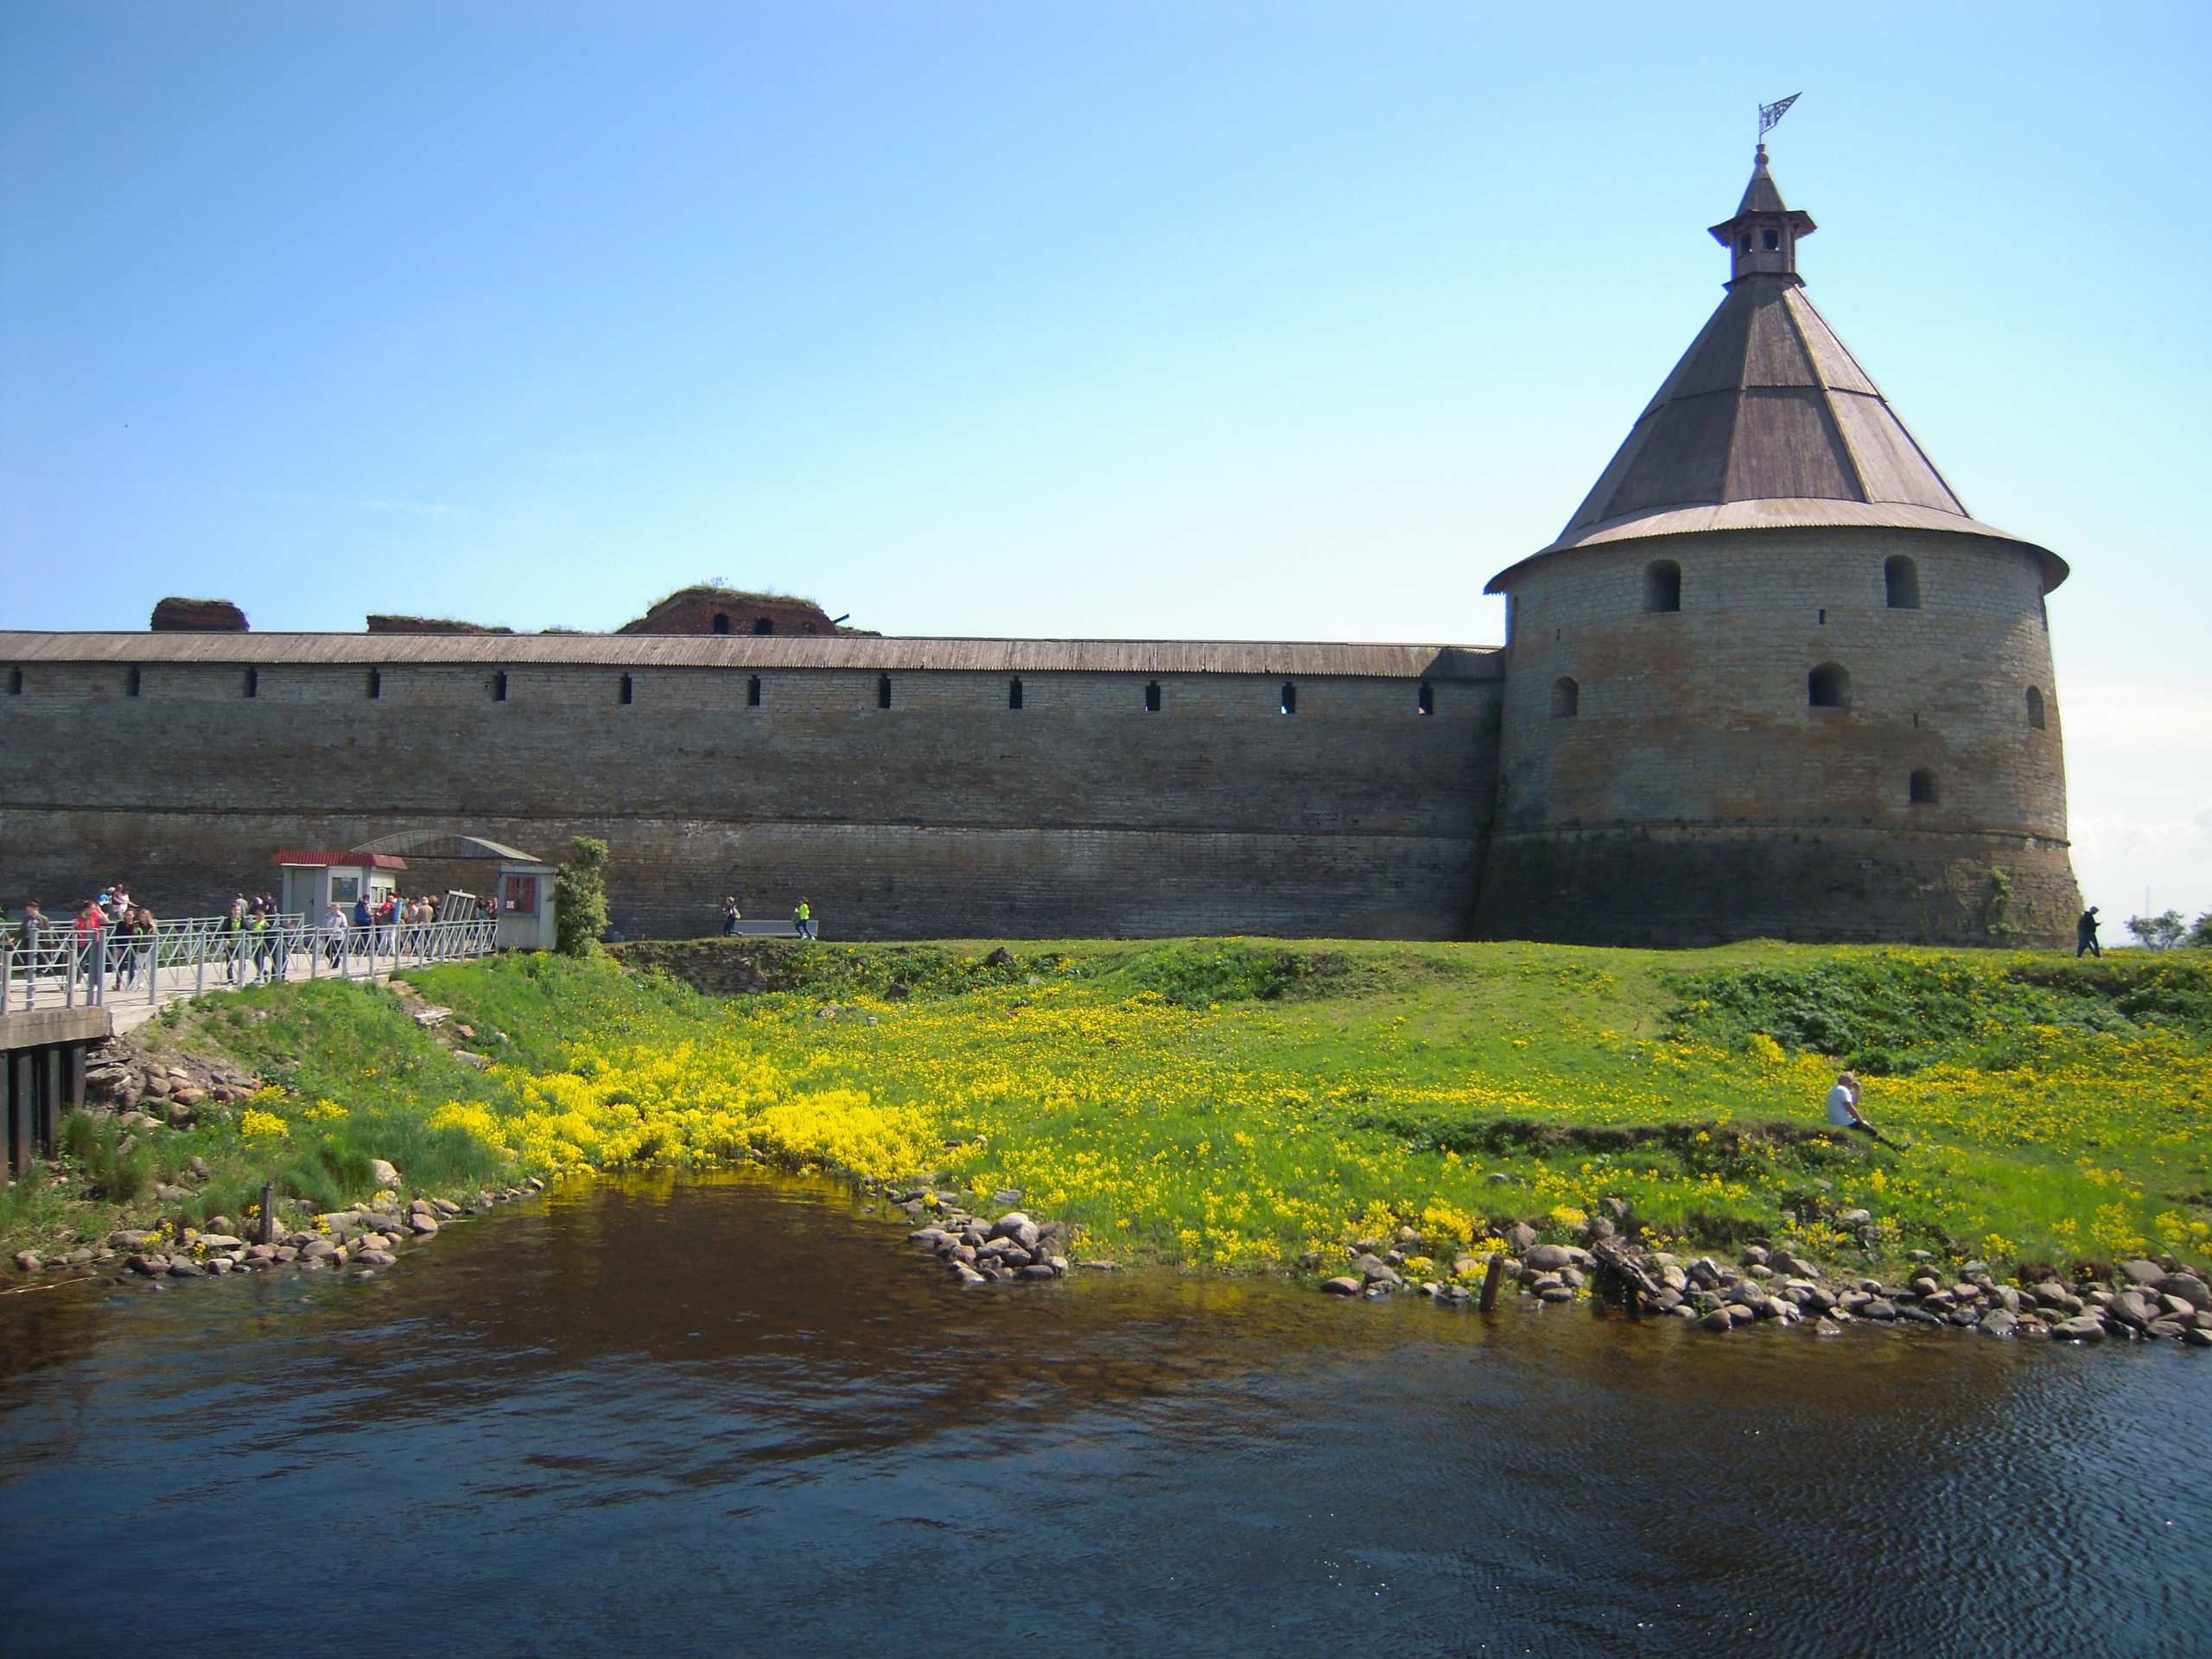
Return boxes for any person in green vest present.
[793,897,815,941]
[221,896,247,985]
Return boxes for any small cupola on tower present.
[1708,144,1816,286]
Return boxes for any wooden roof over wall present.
[0,633,1500,681]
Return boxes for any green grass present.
[0,977,524,1255]
[8,938,2209,1285]
[431,938,2212,1278]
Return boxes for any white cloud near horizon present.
[2060,677,2212,925]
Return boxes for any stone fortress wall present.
[1475,526,2077,946]
[0,634,1501,941]
[0,155,2088,949]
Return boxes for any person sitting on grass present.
[1826,1070,1892,1146]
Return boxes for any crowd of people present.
[6,885,485,991]
[9,886,164,989]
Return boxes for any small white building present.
[275,849,405,919]
[494,861,557,951]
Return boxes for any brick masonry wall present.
[1476,525,2081,946]
[0,663,1497,940]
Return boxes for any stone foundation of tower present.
[1475,824,2080,949]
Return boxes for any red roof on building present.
[271,850,408,870]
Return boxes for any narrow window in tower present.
[1551,677,1580,718]
[1417,682,1433,715]
[1909,768,1940,804]
[367,669,382,700]
[620,673,634,705]
[7,668,22,695]
[1144,680,1161,713]
[1885,556,1921,609]
[245,668,258,699]
[2026,686,2046,730]
[1280,683,1297,715]
[1739,233,1752,254]
[127,667,142,697]
[753,618,774,635]
[1643,560,1681,613]
[877,675,893,709]
[747,675,762,708]
[493,671,507,702]
[1808,663,1850,709]
[1007,677,1023,710]
[713,613,731,635]
[2039,594,2049,632]
[1764,228,1780,251]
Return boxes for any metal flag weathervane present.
[1758,93,1801,141]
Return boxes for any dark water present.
[2,1173,2207,1657]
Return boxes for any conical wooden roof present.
[1491,149,2064,592]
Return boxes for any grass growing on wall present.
[7,939,2209,1283]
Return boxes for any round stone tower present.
[1476,146,2080,947]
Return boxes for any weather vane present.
[1758,92,1801,144]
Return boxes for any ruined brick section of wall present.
[0,664,1497,942]
[619,589,838,637]
[150,598,247,632]
[1477,525,2079,946]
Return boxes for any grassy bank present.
[7,938,2209,1284]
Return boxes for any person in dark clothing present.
[722,897,742,937]
[2076,906,2101,958]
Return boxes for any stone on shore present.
[2160,1274,2210,1311]
[2051,1315,2107,1343]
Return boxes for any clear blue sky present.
[4,3,2208,925]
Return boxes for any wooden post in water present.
[258,1179,277,1246]
[1479,1250,1506,1312]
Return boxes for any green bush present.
[555,836,611,957]
[1664,953,2212,1073]
[1118,940,1348,1008]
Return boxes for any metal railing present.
[3,916,500,1014]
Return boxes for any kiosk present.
[494,861,558,951]
[276,850,406,919]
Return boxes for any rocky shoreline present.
[882,1186,1118,1283]
[10,1173,553,1291]
[1310,1218,2212,1348]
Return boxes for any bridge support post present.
[10,1050,33,1175]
